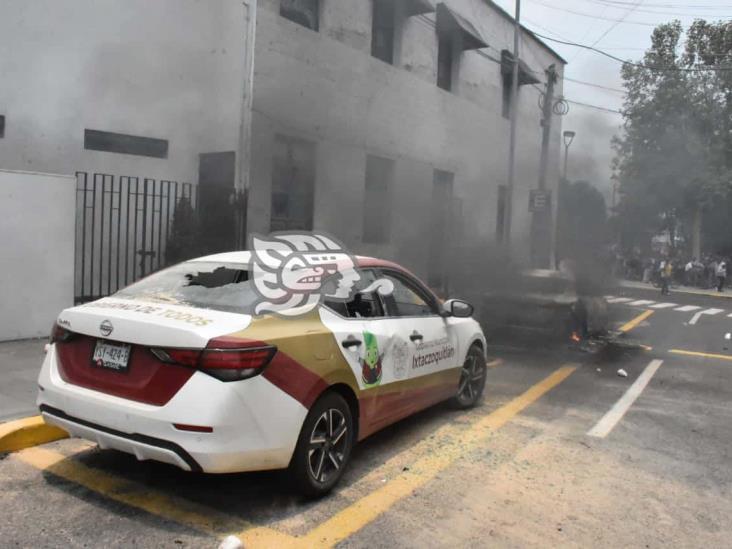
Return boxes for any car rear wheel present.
[289,391,354,497]
[452,346,487,409]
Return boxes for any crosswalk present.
[605,296,732,318]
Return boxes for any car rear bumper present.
[37,345,308,473]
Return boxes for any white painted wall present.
[0,0,247,184]
[0,170,76,341]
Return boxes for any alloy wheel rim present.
[307,408,348,484]
[458,354,484,404]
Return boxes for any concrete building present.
[0,0,565,299]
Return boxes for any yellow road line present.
[619,309,654,333]
[231,364,576,548]
[0,415,68,453]
[669,349,732,362]
[487,358,504,368]
[14,446,293,544]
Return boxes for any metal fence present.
[74,172,197,303]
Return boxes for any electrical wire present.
[581,0,732,11]
[528,30,732,72]
[564,76,626,93]
[526,0,661,26]
[577,0,732,17]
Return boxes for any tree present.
[612,19,732,257]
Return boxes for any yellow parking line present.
[14,446,293,544]
[231,364,577,548]
[619,309,654,333]
[669,349,732,362]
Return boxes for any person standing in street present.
[660,259,672,295]
[716,260,727,292]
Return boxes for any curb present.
[0,415,69,454]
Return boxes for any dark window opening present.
[84,129,168,159]
[437,35,453,91]
[496,184,507,243]
[428,170,454,289]
[502,75,512,119]
[371,0,395,64]
[0,115,5,138]
[271,135,316,232]
[363,155,393,244]
[280,0,319,31]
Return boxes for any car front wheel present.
[289,391,354,497]
[452,346,487,408]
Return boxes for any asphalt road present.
[1,285,732,547]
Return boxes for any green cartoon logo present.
[360,331,383,387]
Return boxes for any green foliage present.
[613,19,732,252]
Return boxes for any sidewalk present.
[0,338,45,421]
[620,279,732,299]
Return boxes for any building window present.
[371,0,395,64]
[437,34,453,91]
[0,115,5,138]
[496,184,508,243]
[84,129,168,158]
[280,0,319,31]
[502,76,512,119]
[429,169,454,289]
[271,135,316,232]
[501,50,541,119]
[435,4,487,93]
[363,155,393,244]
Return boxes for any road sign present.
[529,189,551,212]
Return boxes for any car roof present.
[189,252,432,294]
[192,251,405,272]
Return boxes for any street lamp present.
[562,130,576,181]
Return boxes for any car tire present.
[451,345,487,409]
[288,391,354,498]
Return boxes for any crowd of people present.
[615,252,730,293]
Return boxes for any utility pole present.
[530,63,558,267]
[236,0,258,249]
[504,0,521,248]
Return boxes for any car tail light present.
[151,337,276,382]
[50,322,75,344]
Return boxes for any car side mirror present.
[442,299,474,318]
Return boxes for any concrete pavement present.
[0,338,45,421]
[2,289,732,546]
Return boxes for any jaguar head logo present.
[249,232,361,317]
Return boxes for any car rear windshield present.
[114,261,259,314]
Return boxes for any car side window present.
[381,272,436,317]
[323,269,384,319]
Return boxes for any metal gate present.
[74,172,197,303]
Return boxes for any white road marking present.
[606,297,634,304]
[650,302,678,309]
[675,305,701,312]
[588,359,663,438]
[688,308,724,325]
[628,300,655,306]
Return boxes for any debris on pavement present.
[617,369,628,378]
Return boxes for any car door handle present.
[341,336,362,349]
[410,331,424,342]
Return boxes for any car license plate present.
[92,340,131,372]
